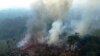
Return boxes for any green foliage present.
[0,40,8,55]
[79,35,100,56]
[67,33,80,45]
[0,18,27,40]
[0,17,27,56]
[92,29,100,36]
[87,51,96,56]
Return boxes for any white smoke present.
[17,33,31,47]
[75,0,100,35]
[17,0,100,47]
[17,0,73,47]
[47,20,63,45]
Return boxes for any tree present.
[78,35,100,56]
[67,33,80,56]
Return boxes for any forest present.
[0,9,100,56]
[0,0,100,56]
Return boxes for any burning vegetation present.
[0,0,100,56]
[15,0,100,56]
[19,33,80,56]
[18,33,100,56]
[3,33,100,56]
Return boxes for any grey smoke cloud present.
[75,0,100,35]
[18,0,73,47]
[17,0,100,47]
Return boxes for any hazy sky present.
[0,0,88,10]
[0,0,87,10]
[0,0,37,10]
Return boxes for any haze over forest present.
[0,0,100,56]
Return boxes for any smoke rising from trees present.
[18,0,100,47]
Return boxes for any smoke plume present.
[75,0,100,35]
[17,0,73,47]
[17,0,100,47]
